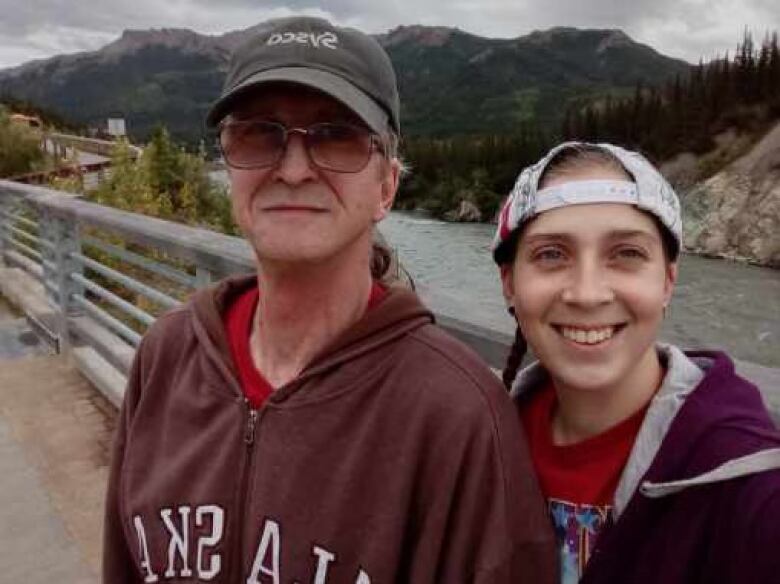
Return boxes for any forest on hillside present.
[397,31,780,221]
[563,32,780,161]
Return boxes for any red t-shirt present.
[520,382,648,581]
[224,283,387,409]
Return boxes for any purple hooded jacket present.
[513,345,780,583]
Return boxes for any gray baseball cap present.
[206,16,400,135]
[492,142,682,264]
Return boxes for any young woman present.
[492,141,780,583]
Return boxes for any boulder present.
[444,199,482,222]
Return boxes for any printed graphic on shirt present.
[131,508,372,583]
[549,498,611,584]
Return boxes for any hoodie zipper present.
[231,400,260,582]
[245,407,259,446]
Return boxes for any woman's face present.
[501,164,677,395]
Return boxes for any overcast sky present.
[0,0,777,69]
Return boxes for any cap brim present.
[206,67,390,134]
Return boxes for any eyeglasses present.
[217,120,386,173]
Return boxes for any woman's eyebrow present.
[522,229,658,245]
[606,229,658,242]
[522,232,572,245]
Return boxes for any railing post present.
[41,209,84,355]
[0,192,9,268]
[40,208,57,307]
[195,266,213,288]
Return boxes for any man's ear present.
[374,158,400,222]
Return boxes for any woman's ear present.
[664,261,678,307]
[500,264,516,308]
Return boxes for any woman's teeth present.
[560,326,615,345]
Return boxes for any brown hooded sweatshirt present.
[103,275,556,583]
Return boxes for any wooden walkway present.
[0,298,115,582]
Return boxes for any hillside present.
[383,26,689,136]
[0,22,689,144]
[0,29,227,145]
[682,120,780,267]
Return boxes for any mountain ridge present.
[0,23,690,143]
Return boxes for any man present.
[103,16,555,583]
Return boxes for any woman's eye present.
[614,247,648,261]
[532,248,565,263]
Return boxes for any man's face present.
[225,85,399,269]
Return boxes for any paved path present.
[0,299,49,359]
[0,298,115,582]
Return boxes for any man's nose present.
[273,132,316,184]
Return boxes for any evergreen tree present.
[88,131,236,234]
[561,28,779,166]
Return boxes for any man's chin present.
[252,239,341,267]
[254,248,324,265]
[249,225,373,271]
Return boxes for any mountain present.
[0,29,228,145]
[381,25,689,135]
[0,23,690,144]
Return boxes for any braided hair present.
[503,321,528,390]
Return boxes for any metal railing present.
[0,179,514,405]
[0,180,256,399]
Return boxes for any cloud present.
[0,0,777,68]
[632,0,780,61]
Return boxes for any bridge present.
[10,132,142,189]
[0,178,778,581]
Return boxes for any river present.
[381,211,780,368]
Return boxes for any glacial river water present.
[381,211,780,368]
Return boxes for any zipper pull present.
[245,409,259,446]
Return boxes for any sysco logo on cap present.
[267,31,338,49]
